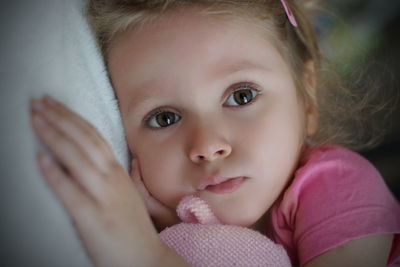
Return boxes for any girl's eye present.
[146,111,181,128]
[224,85,260,106]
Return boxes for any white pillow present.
[0,0,128,265]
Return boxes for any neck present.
[250,211,270,235]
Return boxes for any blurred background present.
[312,0,400,199]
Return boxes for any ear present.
[303,60,319,137]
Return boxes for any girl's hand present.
[30,96,187,267]
[130,159,180,231]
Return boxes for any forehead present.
[107,7,292,112]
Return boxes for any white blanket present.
[0,0,128,265]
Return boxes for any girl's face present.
[108,8,316,228]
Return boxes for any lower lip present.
[205,177,246,194]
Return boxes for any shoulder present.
[276,145,389,217]
[288,145,384,200]
[298,144,380,180]
[270,145,400,266]
[288,145,399,219]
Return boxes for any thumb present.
[129,159,176,224]
[130,158,141,183]
[130,158,158,207]
[130,158,149,196]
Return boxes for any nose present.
[188,125,232,163]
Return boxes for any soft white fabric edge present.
[0,0,128,265]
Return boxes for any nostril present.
[190,144,232,163]
[216,149,226,156]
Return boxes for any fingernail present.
[31,99,44,112]
[33,114,47,127]
[43,95,57,106]
[38,152,52,167]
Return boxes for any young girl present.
[30,0,400,266]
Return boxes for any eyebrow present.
[212,60,271,79]
[127,59,270,116]
[126,86,163,117]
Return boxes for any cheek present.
[132,134,186,206]
[244,102,305,183]
[243,102,304,150]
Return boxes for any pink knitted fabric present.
[159,196,291,267]
[176,195,221,225]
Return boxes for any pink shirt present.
[270,145,400,266]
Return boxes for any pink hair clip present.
[279,0,298,27]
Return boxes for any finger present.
[31,97,113,169]
[130,159,173,218]
[45,96,110,152]
[36,152,98,222]
[130,159,142,183]
[44,96,107,147]
[130,159,150,200]
[31,112,106,198]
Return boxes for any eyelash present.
[143,107,178,127]
[225,82,261,107]
[143,81,261,129]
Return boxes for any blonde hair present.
[86,0,391,152]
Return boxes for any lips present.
[197,176,247,194]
